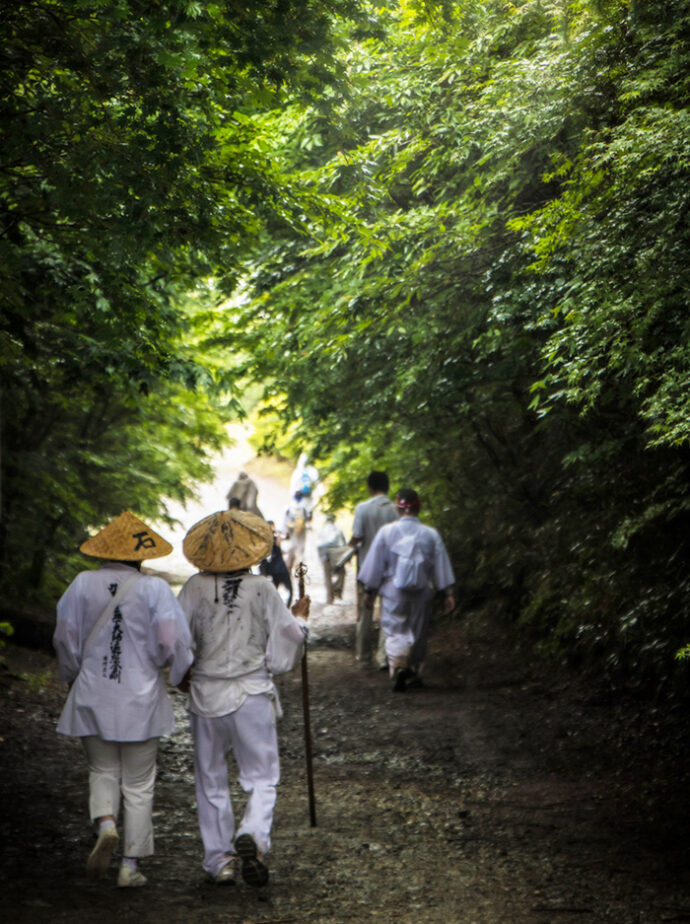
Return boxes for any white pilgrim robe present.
[358,515,455,601]
[289,453,319,498]
[177,571,307,719]
[358,516,454,665]
[54,563,193,741]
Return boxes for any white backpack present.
[392,532,428,592]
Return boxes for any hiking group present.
[347,472,455,692]
[51,462,455,889]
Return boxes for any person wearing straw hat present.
[53,510,193,888]
[178,509,310,887]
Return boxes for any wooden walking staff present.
[296,561,317,827]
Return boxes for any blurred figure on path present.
[227,471,263,518]
[259,520,293,606]
[53,511,193,888]
[289,453,319,521]
[358,488,455,692]
[282,491,309,573]
[179,509,310,887]
[316,514,348,604]
[349,471,397,668]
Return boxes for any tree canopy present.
[3,0,690,693]
[0,0,358,600]
[232,0,690,689]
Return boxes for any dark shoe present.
[392,667,408,692]
[235,834,269,887]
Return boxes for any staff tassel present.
[296,561,317,828]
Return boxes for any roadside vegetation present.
[3,0,690,700]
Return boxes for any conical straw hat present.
[183,510,273,572]
[80,510,173,561]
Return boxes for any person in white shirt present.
[178,509,310,887]
[53,510,193,887]
[349,471,398,666]
[358,488,456,692]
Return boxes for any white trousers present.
[381,593,432,675]
[191,694,280,877]
[81,736,159,857]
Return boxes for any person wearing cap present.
[178,509,310,887]
[357,488,456,692]
[53,511,194,887]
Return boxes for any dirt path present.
[2,448,690,922]
[144,422,351,597]
[2,605,690,923]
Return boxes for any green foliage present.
[0,621,14,649]
[226,0,690,689]
[5,0,690,692]
[0,0,360,603]
[20,669,52,693]
[248,396,303,461]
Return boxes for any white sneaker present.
[214,856,238,885]
[86,824,119,878]
[117,865,147,888]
